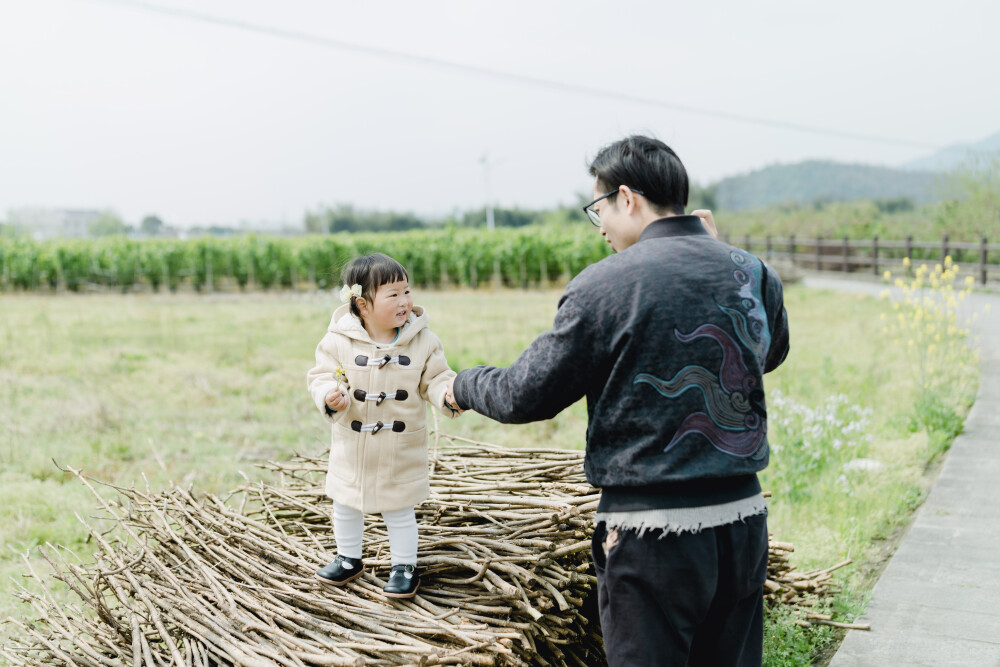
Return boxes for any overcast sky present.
[2,0,998,228]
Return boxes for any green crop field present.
[0,284,979,665]
[0,226,611,294]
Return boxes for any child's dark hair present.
[341,253,409,319]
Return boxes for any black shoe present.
[383,564,420,599]
[316,556,364,586]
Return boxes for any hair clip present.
[339,283,362,302]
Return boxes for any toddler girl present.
[307,253,459,598]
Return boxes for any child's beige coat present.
[307,304,457,513]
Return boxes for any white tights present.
[333,501,418,566]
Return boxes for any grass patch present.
[0,285,979,665]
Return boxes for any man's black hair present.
[588,135,689,215]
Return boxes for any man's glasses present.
[582,188,644,227]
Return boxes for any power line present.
[79,0,939,151]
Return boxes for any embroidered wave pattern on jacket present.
[726,249,771,364]
[634,249,771,460]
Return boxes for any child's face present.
[365,279,412,334]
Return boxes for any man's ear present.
[619,185,639,214]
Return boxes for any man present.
[446,135,789,666]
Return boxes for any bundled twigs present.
[764,545,870,630]
[1,436,862,667]
[245,441,605,665]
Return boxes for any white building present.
[7,207,101,239]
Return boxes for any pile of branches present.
[765,543,866,630]
[1,437,862,667]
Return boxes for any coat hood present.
[328,304,428,346]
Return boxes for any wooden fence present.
[721,234,999,285]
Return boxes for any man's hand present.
[324,388,349,412]
[444,377,463,413]
[692,209,719,239]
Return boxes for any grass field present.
[0,284,979,665]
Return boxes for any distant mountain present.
[714,160,939,211]
[900,130,1000,172]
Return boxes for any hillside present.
[714,160,940,211]
[901,130,1000,172]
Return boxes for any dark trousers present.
[591,513,768,667]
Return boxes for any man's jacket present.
[454,216,789,511]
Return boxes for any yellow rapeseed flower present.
[883,270,892,281]
[965,276,975,287]
[903,256,911,267]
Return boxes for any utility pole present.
[480,153,501,231]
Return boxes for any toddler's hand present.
[324,388,350,412]
[444,378,463,414]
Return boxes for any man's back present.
[574,215,789,492]
[453,214,789,497]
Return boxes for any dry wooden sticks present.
[1,439,861,667]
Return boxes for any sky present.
[2,0,999,228]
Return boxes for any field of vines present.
[0,226,612,293]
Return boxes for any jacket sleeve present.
[306,333,349,424]
[453,280,597,424]
[418,331,460,419]
[762,262,790,373]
